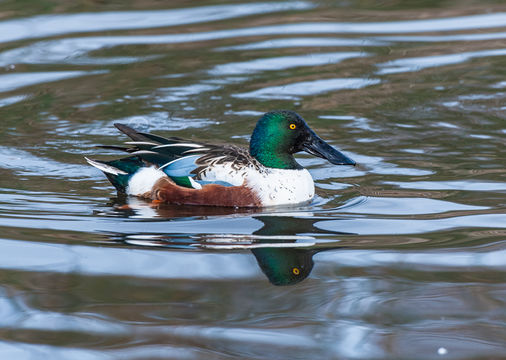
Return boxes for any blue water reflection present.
[234,78,381,100]
[0,2,312,43]
[0,71,107,92]
[377,48,506,74]
[209,52,367,76]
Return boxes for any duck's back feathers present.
[90,123,258,194]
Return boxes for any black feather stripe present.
[114,123,152,142]
[135,152,178,167]
[137,132,184,145]
[97,145,133,153]
[127,143,157,151]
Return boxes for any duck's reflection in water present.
[104,198,349,286]
[251,247,317,286]
[246,215,347,285]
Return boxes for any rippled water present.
[0,1,505,359]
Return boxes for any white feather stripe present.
[183,148,211,153]
[124,141,159,146]
[130,150,158,155]
[153,143,203,149]
[189,177,202,189]
[85,157,127,175]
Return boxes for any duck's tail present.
[85,156,144,193]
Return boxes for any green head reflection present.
[251,247,315,286]
[248,215,350,286]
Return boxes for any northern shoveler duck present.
[86,110,355,207]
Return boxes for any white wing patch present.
[199,163,248,186]
[127,166,166,196]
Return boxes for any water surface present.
[0,1,505,359]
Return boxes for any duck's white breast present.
[200,164,315,206]
[246,167,315,206]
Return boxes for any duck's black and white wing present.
[101,123,255,189]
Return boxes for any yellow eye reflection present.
[289,123,296,130]
[292,267,300,275]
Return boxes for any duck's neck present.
[250,144,301,170]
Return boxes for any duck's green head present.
[249,110,356,169]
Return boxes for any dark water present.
[0,1,505,359]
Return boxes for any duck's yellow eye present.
[289,123,296,130]
[292,267,300,275]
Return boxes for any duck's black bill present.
[302,130,356,166]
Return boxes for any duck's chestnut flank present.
[147,177,262,207]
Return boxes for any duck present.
[86,110,355,207]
